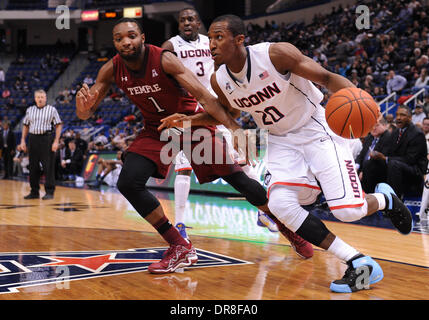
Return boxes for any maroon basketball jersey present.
[113,44,200,133]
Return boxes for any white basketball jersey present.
[216,42,324,136]
[169,34,214,93]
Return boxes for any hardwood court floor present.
[0,179,428,300]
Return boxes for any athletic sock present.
[174,174,191,224]
[152,216,189,247]
[327,236,360,262]
[372,192,387,210]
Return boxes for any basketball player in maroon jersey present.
[76,18,313,274]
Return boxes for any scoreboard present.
[81,7,143,22]
[99,8,123,20]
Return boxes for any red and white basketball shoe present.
[148,241,198,274]
[264,212,314,259]
[280,226,314,259]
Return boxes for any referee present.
[19,89,62,200]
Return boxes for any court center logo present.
[0,248,251,294]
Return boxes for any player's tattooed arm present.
[269,42,355,93]
[76,59,114,120]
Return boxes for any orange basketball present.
[325,87,379,139]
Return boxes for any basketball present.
[325,87,380,139]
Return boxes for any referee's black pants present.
[28,133,56,195]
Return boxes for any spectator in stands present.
[58,87,72,105]
[2,88,11,100]
[13,80,21,91]
[355,117,391,193]
[422,117,429,148]
[371,105,428,198]
[312,49,327,65]
[70,84,81,97]
[22,81,30,96]
[350,69,361,87]
[335,38,349,62]
[31,71,41,83]
[410,48,422,68]
[414,68,429,89]
[111,132,127,151]
[74,132,88,156]
[422,95,429,115]
[412,104,427,125]
[60,139,84,181]
[83,74,94,86]
[361,75,374,92]
[6,98,15,109]
[372,86,383,98]
[15,71,25,82]
[88,133,108,152]
[95,115,103,125]
[0,120,16,179]
[386,70,408,94]
[416,55,429,70]
[374,55,391,78]
[17,98,28,110]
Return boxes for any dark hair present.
[398,105,412,116]
[212,14,245,37]
[179,7,200,21]
[114,17,143,33]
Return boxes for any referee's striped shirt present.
[23,104,62,135]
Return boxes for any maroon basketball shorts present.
[126,126,242,183]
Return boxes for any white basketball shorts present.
[265,106,365,210]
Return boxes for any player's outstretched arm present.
[269,42,355,93]
[158,71,240,131]
[161,50,241,131]
[76,60,114,120]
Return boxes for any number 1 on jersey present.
[148,96,165,112]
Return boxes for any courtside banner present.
[82,152,267,195]
[145,160,268,195]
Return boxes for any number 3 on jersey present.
[148,96,165,112]
[255,106,284,125]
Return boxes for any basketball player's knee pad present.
[116,163,160,218]
[267,186,309,232]
[330,201,368,222]
[295,213,330,247]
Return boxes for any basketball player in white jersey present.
[160,15,414,293]
[161,8,277,238]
